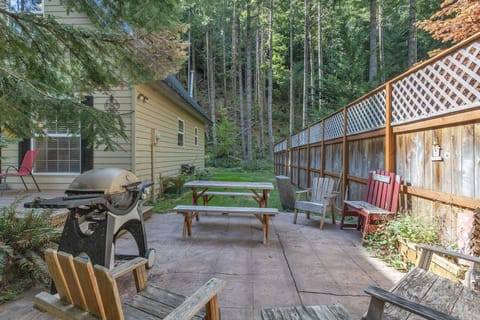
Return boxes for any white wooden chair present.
[293,176,339,229]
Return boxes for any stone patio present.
[0,191,403,320]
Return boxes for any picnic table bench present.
[173,205,279,244]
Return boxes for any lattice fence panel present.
[324,112,344,140]
[291,133,300,148]
[392,41,480,124]
[299,129,309,146]
[274,140,287,152]
[310,122,323,143]
[347,89,386,135]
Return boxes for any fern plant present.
[0,199,60,303]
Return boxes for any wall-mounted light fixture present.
[104,95,120,114]
[137,93,149,103]
[432,142,443,161]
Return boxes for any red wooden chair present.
[340,170,401,242]
[0,150,41,194]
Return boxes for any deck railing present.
[274,32,480,242]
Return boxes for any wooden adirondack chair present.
[0,150,40,194]
[293,176,339,229]
[34,249,226,320]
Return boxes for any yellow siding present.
[134,83,206,185]
[45,0,92,26]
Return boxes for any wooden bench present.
[201,191,256,205]
[35,249,226,320]
[262,245,480,320]
[340,170,401,241]
[173,205,279,244]
[365,244,480,319]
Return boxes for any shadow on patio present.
[0,191,403,320]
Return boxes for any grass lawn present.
[151,167,286,213]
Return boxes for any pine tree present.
[0,0,187,149]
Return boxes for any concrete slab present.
[0,210,404,320]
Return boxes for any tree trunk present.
[206,26,216,148]
[368,0,377,82]
[267,0,274,160]
[289,0,295,137]
[302,0,309,127]
[408,0,417,67]
[231,0,238,155]
[256,1,265,155]
[378,0,385,83]
[222,0,228,113]
[238,19,246,160]
[246,2,253,161]
[317,0,323,113]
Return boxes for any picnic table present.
[175,180,278,243]
[183,180,274,207]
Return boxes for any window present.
[33,120,81,174]
[177,119,184,146]
[194,127,198,146]
[9,0,44,14]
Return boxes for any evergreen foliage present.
[0,0,187,149]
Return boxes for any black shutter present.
[18,139,31,166]
[81,96,94,172]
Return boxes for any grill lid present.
[67,168,140,195]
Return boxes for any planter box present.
[397,236,467,281]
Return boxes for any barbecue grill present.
[25,168,156,269]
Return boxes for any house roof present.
[159,76,211,124]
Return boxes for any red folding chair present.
[0,150,41,194]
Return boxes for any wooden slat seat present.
[34,249,226,320]
[293,176,339,229]
[173,205,279,244]
[340,170,402,241]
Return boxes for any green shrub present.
[364,214,441,271]
[161,174,188,196]
[0,200,60,303]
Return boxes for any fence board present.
[274,33,480,245]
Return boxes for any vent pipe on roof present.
[189,70,195,97]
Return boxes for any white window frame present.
[32,120,82,174]
[194,127,198,146]
[177,119,185,147]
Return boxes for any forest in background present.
[175,0,456,163]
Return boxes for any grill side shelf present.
[24,196,106,209]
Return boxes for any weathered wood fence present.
[274,32,480,244]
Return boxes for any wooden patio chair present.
[340,170,401,241]
[34,249,226,320]
[0,150,40,194]
[293,175,341,229]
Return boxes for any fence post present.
[342,107,348,200]
[321,119,325,178]
[385,83,395,172]
[307,126,311,186]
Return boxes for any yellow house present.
[1,1,210,192]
